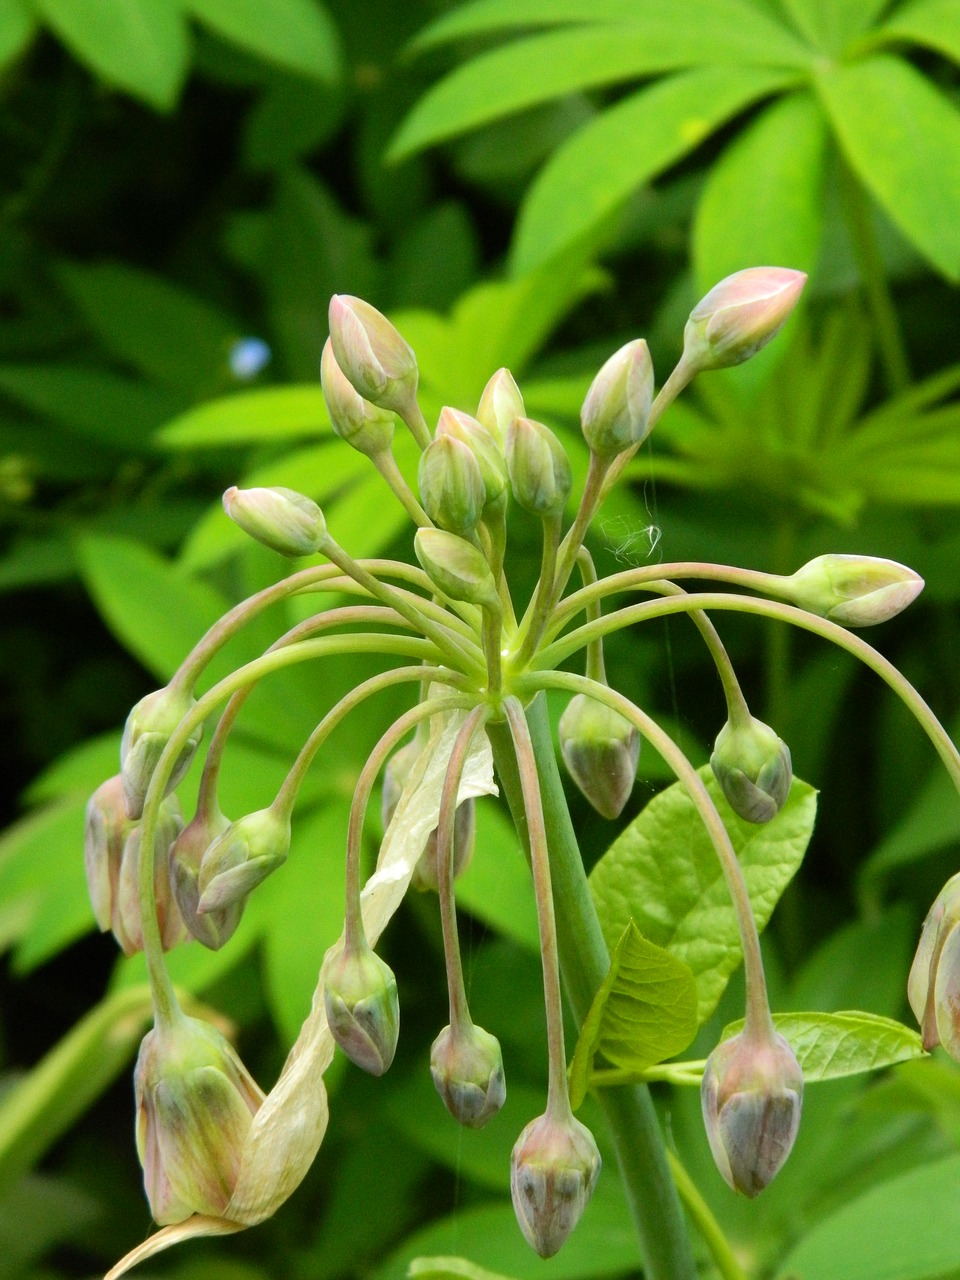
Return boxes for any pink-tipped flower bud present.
[115,796,186,956]
[414,528,498,607]
[84,775,136,932]
[328,294,419,419]
[320,337,396,457]
[169,804,244,951]
[196,806,291,915]
[711,716,791,825]
[382,740,475,892]
[324,941,400,1076]
[431,1022,506,1129]
[476,367,525,446]
[782,554,923,627]
[120,684,203,820]
[418,434,486,535]
[580,339,654,459]
[511,1110,601,1258]
[223,485,326,558]
[437,407,508,510]
[134,1014,264,1225]
[909,872,960,1058]
[559,695,640,820]
[506,417,572,518]
[701,1030,802,1197]
[683,267,806,371]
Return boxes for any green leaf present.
[186,0,339,82]
[815,55,960,281]
[779,0,889,53]
[589,766,817,1023]
[874,0,960,64]
[158,385,329,448]
[0,0,35,67]
[409,1259,518,1280]
[569,922,697,1108]
[720,1011,925,1082]
[776,1152,960,1280]
[32,0,188,109]
[454,802,539,951]
[510,65,796,275]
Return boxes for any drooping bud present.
[414,528,498,607]
[120,684,203,820]
[222,485,326,558]
[134,1014,264,1225]
[682,267,806,371]
[84,775,136,932]
[711,716,791,824]
[431,1022,506,1128]
[115,796,186,956]
[196,806,291,915]
[320,337,396,457]
[476,367,525,446]
[418,434,486,534]
[437,407,508,510]
[506,417,572,518]
[511,1110,601,1258]
[381,739,475,892]
[780,554,923,627]
[324,941,400,1076]
[701,1030,803,1197]
[908,872,960,1057]
[328,294,419,419]
[558,695,640,820]
[580,339,654,459]
[169,804,244,951]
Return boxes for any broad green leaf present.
[510,66,796,275]
[861,765,960,880]
[779,0,889,53]
[158,385,329,448]
[721,1011,925,1082]
[776,1152,960,1280]
[0,798,90,964]
[0,0,34,67]
[410,1259,517,1280]
[872,0,960,65]
[32,0,188,109]
[569,922,697,1107]
[589,766,817,1023]
[24,731,120,803]
[390,16,809,161]
[815,55,960,281]
[0,364,179,447]
[789,909,914,1019]
[186,0,339,82]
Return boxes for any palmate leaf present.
[185,0,339,82]
[873,0,960,65]
[0,0,34,68]
[779,0,892,54]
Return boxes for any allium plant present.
[84,268,960,1280]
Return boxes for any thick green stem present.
[488,696,698,1280]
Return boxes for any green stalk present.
[667,1149,749,1280]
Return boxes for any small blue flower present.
[229,337,272,381]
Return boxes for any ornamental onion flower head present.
[197,806,291,915]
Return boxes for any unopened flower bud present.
[134,1014,264,1225]
[170,805,244,950]
[197,806,291,915]
[223,485,326,558]
[506,417,572,518]
[382,740,475,892]
[324,941,400,1076]
[580,340,654,458]
[437,407,508,509]
[120,684,202,820]
[701,1030,802,1197]
[558,695,640,820]
[431,1022,506,1128]
[320,337,396,457]
[711,716,791,824]
[908,872,960,1057]
[511,1110,601,1258]
[414,528,498,607]
[476,367,525,446]
[84,775,135,932]
[116,796,186,956]
[418,434,486,534]
[781,554,923,627]
[328,294,419,419]
[683,267,806,371]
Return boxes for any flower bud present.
[437,407,508,509]
[418,434,486,534]
[222,485,326,558]
[506,417,572,518]
[197,806,291,915]
[324,942,400,1076]
[511,1110,601,1258]
[169,804,244,951]
[115,796,186,956]
[908,872,960,1057]
[431,1022,506,1128]
[414,528,498,607]
[683,267,806,371]
[558,695,639,820]
[580,339,654,459]
[781,554,923,627]
[84,775,136,932]
[381,740,475,892]
[320,337,396,457]
[328,294,419,418]
[476,367,525,446]
[711,716,791,825]
[134,1014,264,1225]
[701,1030,802,1197]
[120,685,203,820]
